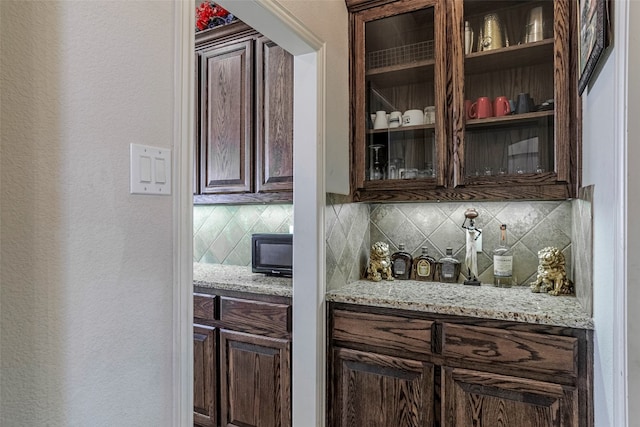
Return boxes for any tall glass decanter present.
[493,224,513,287]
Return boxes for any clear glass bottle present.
[493,224,513,287]
[437,248,460,283]
[413,247,436,281]
[391,244,413,280]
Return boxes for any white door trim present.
[613,0,629,424]
[173,0,195,425]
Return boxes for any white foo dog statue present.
[530,246,574,296]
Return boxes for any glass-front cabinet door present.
[452,0,575,199]
[348,0,577,202]
[351,0,446,202]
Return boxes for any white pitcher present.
[373,111,389,129]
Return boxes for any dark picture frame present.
[578,0,609,95]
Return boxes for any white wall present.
[583,58,617,426]
[582,0,633,424]
[278,0,350,195]
[0,1,176,426]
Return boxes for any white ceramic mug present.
[388,111,402,128]
[403,109,424,126]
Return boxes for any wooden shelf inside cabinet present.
[366,59,435,87]
[464,171,557,185]
[367,123,435,135]
[465,39,553,75]
[465,110,553,129]
[363,176,438,192]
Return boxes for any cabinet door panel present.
[220,330,291,427]
[256,37,294,193]
[443,367,578,427]
[194,325,217,427]
[332,347,434,427]
[200,40,253,194]
[352,1,445,191]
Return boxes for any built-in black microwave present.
[251,233,293,277]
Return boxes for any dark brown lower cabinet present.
[194,291,292,427]
[443,367,578,427]
[194,325,217,427]
[328,302,593,427]
[220,330,291,427]
[331,347,434,426]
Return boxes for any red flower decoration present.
[196,2,234,31]
[212,5,228,17]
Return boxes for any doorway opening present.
[174,1,327,425]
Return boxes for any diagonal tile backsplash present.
[194,204,293,265]
[325,197,576,291]
[325,194,370,290]
[573,186,594,316]
[368,200,572,286]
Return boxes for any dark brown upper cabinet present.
[195,22,293,204]
[345,0,580,202]
[255,36,294,194]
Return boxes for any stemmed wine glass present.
[369,144,385,180]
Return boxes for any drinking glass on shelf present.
[425,162,434,177]
[369,144,385,180]
[372,166,383,180]
[535,165,545,173]
[388,158,405,179]
[483,166,493,176]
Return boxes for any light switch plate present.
[130,143,171,195]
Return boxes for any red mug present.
[493,96,510,117]
[464,99,473,119]
[469,97,493,119]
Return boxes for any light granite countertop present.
[327,279,593,329]
[193,263,292,298]
[193,263,592,329]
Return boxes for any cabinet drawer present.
[220,296,290,337]
[194,293,218,321]
[442,323,578,377]
[332,309,433,356]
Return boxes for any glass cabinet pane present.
[364,7,436,182]
[462,0,555,178]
